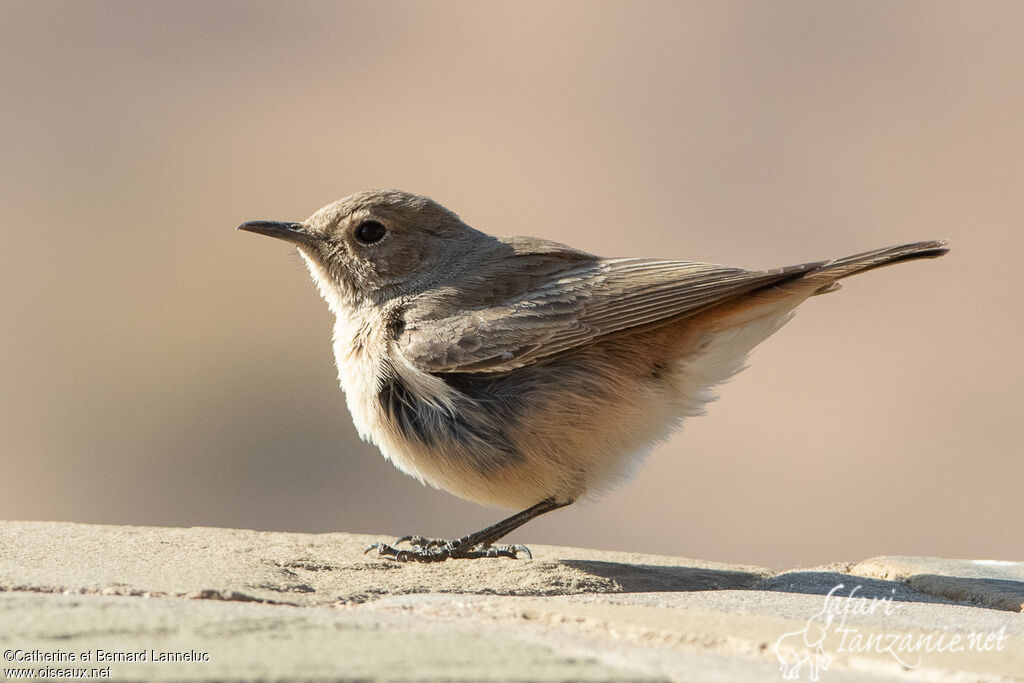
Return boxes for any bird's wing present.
[396,252,826,374]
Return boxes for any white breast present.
[331,310,387,444]
[330,308,454,486]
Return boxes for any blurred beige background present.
[1,1,1021,570]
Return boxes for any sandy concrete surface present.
[0,521,1020,681]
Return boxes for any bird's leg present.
[365,498,571,562]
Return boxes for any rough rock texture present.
[850,556,1024,612]
[0,521,1020,681]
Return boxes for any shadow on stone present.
[755,571,960,605]
[905,574,1024,612]
[558,559,766,592]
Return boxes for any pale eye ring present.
[354,220,387,244]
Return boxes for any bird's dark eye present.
[354,220,387,244]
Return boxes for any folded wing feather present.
[397,252,828,375]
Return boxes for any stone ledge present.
[1,521,1021,681]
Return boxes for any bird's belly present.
[329,336,525,504]
[331,304,795,510]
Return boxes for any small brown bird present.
[238,190,947,562]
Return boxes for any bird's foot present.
[362,499,568,562]
[364,535,532,562]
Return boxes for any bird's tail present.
[764,240,949,296]
[816,240,948,280]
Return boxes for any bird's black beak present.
[236,221,318,248]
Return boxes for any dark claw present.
[509,544,532,560]
[363,537,533,562]
[472,543,531,559]
[364,542,400,556]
